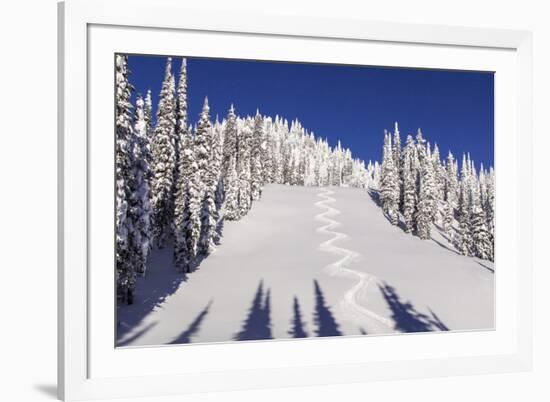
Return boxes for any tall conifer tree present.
[173,58,196,272]
[222,105,241,220]
[222,104,238,176]
[115,54,135,303]
[250,111,264,200]
[196,98,218,255]
[380,132,399,225]
[128,94,153,275]
[415,151,436,240]
[151,57,177,248]
[402,135,417,233]
[237,119,253,216]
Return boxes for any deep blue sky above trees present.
[126,54,494,168]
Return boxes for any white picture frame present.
[58,0,533,400]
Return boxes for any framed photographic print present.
[58,0,533,400]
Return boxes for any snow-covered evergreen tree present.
[150,57,177,248]
[221,105,241,220]
[331,140,343,187]
[392,122,402,177]
[173,58,188,185]
[427,143,440,221]
[271,117,285,184]
[173,58,196,272]
[128,94,153,275]
[391,122,403,211]
[195,98,218,255]
[445,151,459,208]
[173,127,195,272]
[183,148,202,269]
[431,143,445,204]
[478,164,488,208]
[222,104,238,177]
[415,129,427,165]
[143,89,154,188]
[199,119,223,254]
[442,200,454,236]
[485,167,495,233]
[415,143,437,240]
[250,111,264,200]
[442,154,456,238]
[144,89,153,137]
[470,203,493,261]
[115,54,135,304]
[372,161,381,189]
[262,117,275,184]
[457,155,473,255]
[401,135,417,233]
[484,167,495,259]
[195,97,212,187]
[237,118,253,216]
[212,119,225,214]
[281,138,293,185]
[380,131,400,225]
[467,162,493,261]
[223,158,240,220]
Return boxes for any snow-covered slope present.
[117,184,494,346]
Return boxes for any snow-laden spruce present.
[223,158,240,221]
[151,58,177,248]
[173,127,195,273]
[143,90,154,183]
[380,131,399,225]
[115,54,135,303]
[174,58,189,189]
[221,105,240,220]
[184,149,203,268]
[144,90,154,139]
[198,100,222,255]
[237,118,253,217]
[250,112,264,201]
[173,58,195,273]
[128,94,153,276]
[415,140,437,240]
[401,135,417,233]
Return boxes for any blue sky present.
[126,55,494,168]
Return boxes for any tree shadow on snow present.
[117,321,158,347]
[432,223,462,254]
[434,222,456,243]
[234,280,273,341]
[367,189,383,208]
[214,216,225,246]
[427,308,449,331]
[116,272,188,343]
[378,283,449,333]
[313,280,343,337]
[430,237,462,257]
[288,296,308,338]
[475,260,495,273]
[168,300,213,344]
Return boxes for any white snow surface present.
[117,184,494,346]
